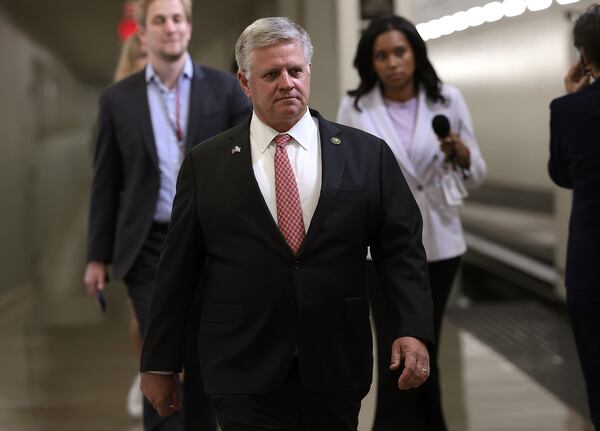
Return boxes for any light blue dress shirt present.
[145,54,193,223]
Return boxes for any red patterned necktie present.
[274,133,306,255]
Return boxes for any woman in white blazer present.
[337,15,486,431]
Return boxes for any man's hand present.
[389,336,430,390]
[564,60,590,94]
[83,261,108,297]
[141,373,181,417]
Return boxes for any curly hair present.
[573,4,600,69]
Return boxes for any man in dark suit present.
[140,17,433,430]
[83,0,250,429]
[548,5,600,429]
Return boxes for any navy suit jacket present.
[548,79,600,295]
[86,62,251,278]
[141,110,433,395]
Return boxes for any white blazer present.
[337,84,486,262]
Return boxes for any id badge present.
[441,171,468,207]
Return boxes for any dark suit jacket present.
[86,62,250,278]
[141,110,433,396]
[548,79,600,295]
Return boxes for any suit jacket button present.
[294,264,300,271]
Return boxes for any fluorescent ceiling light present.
[438,15,456,36]
[426,19,443,40]
[502,0,527,17]
[466,6,486,27]
[452,11,470,31]
[416,23,430,40]
[483,2,504,22]
[526,0,552,11]
[417,0,576,42]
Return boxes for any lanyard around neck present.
[154,77,184,144]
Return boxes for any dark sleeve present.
[548,101,572,189]
[86,91,123,263]
[370,141,434,346]
[141,154,205,372]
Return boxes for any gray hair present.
[235,17,314,77]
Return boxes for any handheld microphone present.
[432,114,453,165]
[97,289,107,313]
[432,114,450,139]
[431,114,469,179]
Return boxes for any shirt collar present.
[145,53,193,84]
[250,108,316,154]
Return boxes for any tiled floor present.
[0,201,593,430]
[357,319,593,431]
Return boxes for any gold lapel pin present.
[231,145,241,154]
[331,137,341,145]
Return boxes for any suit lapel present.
[228,121,292,255]
[363,87,419,181]
[410,88,440,176]
[184,63,206,152]
[130,72,159,167]
[299,110,347,255]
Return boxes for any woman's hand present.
[439,132,470,169]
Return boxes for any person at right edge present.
[548,5,600,430]
[337,15,486,431]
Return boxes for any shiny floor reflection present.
[0,289,142,431]
[357,319,593,431]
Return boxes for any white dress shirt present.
[249,109,322,230]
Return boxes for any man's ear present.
[237,71,251,97]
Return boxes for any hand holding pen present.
[83,261,109,313]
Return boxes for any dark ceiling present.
[1,0,125,86]
[0,0,263,88]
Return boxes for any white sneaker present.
[127,373,143,418]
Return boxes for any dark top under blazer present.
[548,79,600,294]
[86,62,251,278]
[141,110,434,395]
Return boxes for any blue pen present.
[96,289,107,313]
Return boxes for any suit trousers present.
[566,291,600,430]
[209,357,363,431]
[369,257,461,431]
[124,222,216,431]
